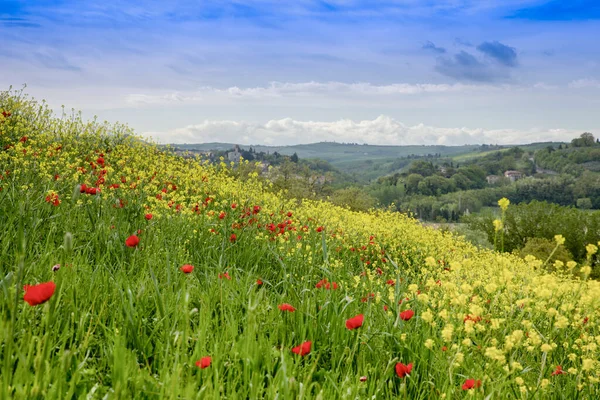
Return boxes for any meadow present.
[1,88,600,399]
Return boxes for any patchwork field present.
[1,89,599,399]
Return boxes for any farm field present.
[1,89,600,399]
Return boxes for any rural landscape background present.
[2,0,600,399]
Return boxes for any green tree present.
[408,161,436,177]
[331,187,377,212]
[405,173,423,194]
[576,198,592,209]
[499,155,516,172]
[518,237,573,265]
[571,132,596,147]
[417,175,455,196]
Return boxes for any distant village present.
[486,170,522,184]
[172,144,331,184]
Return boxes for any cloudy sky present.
[1,0,599,145]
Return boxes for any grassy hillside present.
[452,142,562,163]
[1,88,600,399]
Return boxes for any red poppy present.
[180,264,194,274]
[464,314,482,323]
[45,193,60,206]
[219,272,231,280]
[345,314,364,330]
[253,205,261,214]
[219,211,226,219]
[145,213,153,220]
[361,293,375,303]
[316,226,324,233]
[229,233,237,243]
[86,187,100,195]
[551,365,565,376]
[19,136,27,143]
[315,279,339,290]
[383,305,389,311]
[195,356,211,369]
[291,341,311,356]
[461,379,481,390]
[23,282,56,306]
[231,203,237,209]
[399,310,414,321]
[287,211,293,217]
[386,279,396,286]
[80,183,88,193]
[256,279,263,286]
[125,235,140,247]
[278,303,296,312]
[395,362,413,378]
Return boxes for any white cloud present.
[532,82,557,90]
[125,81,489,105]
[569,79,600,89]
[142,115,585,146]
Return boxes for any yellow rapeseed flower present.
[493,219,503,231]
[498,197,510,211]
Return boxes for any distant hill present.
[535,142,600,174]
[173,141,564,165]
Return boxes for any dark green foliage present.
[330,187,377,211]
[518,237,574,264]
[577,198,593,210]
[571,132,596,148]
[408,161,436,177]
[466,201,600,262]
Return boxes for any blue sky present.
[1,0,599,145]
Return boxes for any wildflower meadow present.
[1,87,600,399]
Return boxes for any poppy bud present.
[64,232,73,253]
[73,184,81,200]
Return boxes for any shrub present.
[518,237,573,265]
